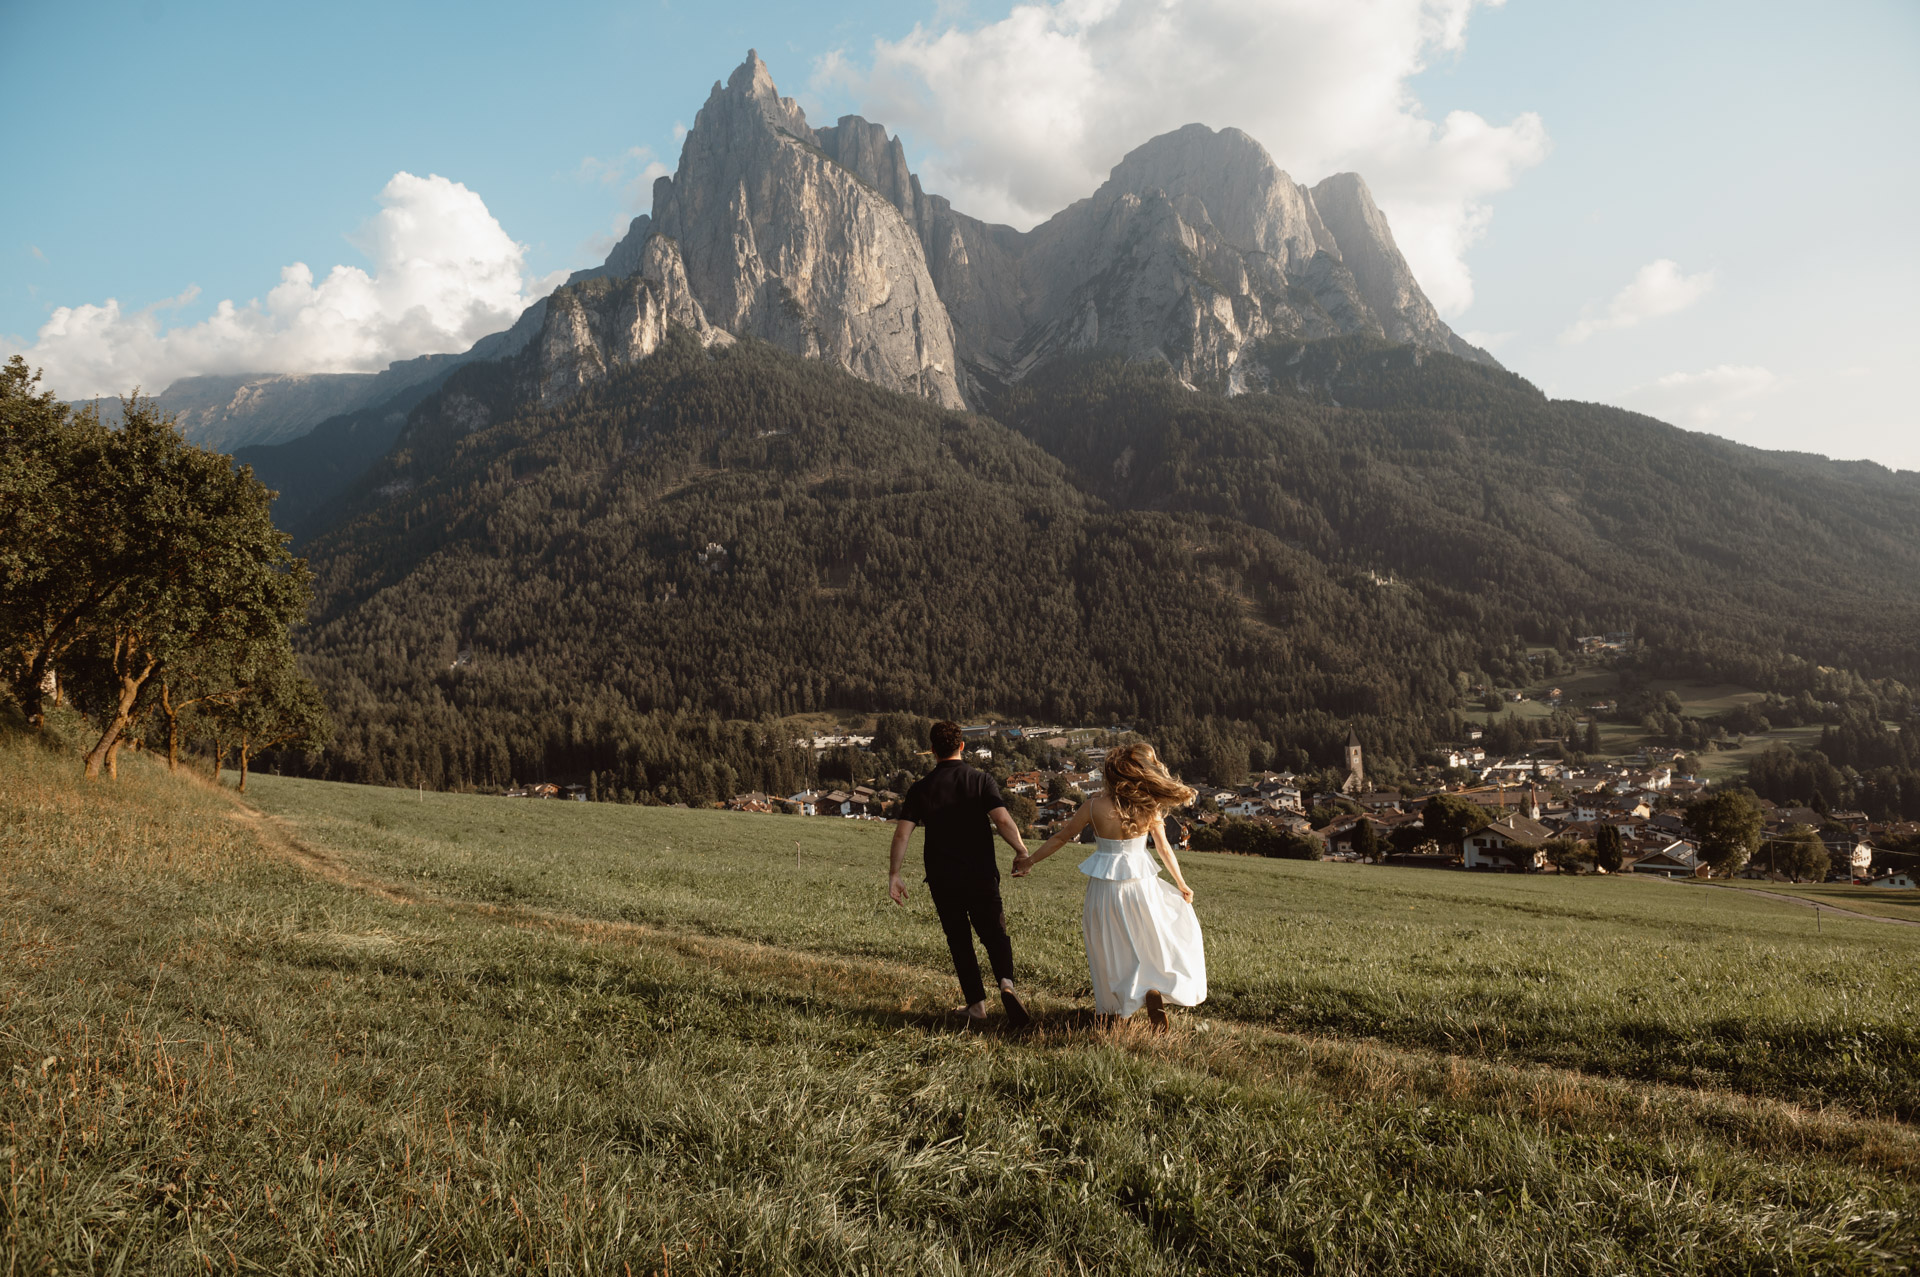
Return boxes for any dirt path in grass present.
[224,798,952,995]
[1698,882,1920,927]
[224,791,1920,1179]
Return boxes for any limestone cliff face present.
[533,236,732,406]
[799,109,1494,395]
[124,54,1494,455]
[649,56,964,409]
[523,54,964,410]
[1307,173,1490,363]
[515,55,1491,411]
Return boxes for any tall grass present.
[1,711,251,879]
[242,772,1920,1120]
[3,735,1916,1272]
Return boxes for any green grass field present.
[1706,879,1920,923]
[5,729,1919,1273]
[1463,666,1828,779]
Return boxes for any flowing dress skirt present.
[1079,836,1207,1017]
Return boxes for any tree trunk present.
[161,680,180,773]
[13,648,51,729]
[105,736,124,779]
[83,642,156,779]
[238,734,251,793]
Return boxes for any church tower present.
[1343,727,1365,793]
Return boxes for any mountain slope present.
[294,331,1472,790]
[1001,338,1920,683]
[286,327,1918,798]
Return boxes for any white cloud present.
[1627,364,1779,427]
[816,0,1549,314]
[1561,258,1713,345]
[6,172,560,400]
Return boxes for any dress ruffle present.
[1076,836,1207,1016]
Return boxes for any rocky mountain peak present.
[516,54,1488,413]
[537,52,968,410]
[1306,172,1462,353]
[1095,124,1335,272]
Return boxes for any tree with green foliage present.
[1685,789,1764,878]
[1594,822,1625,873]
[1773,827,1832,883]
[1003,791,1038,835]
[208,644,332,792]
[1,357,113,727]
[59,396,315,777]
[0,358,326,777]
[1541,837,1592,874]
[1352,817,1380,860]
[1422,793,1494,849]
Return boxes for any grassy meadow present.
[4,728,1919,1273]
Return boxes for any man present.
[889,720,1033,1029]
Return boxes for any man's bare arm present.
[888,820,915,905]
[989,806,1030,862]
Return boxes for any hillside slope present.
[297,331,1463,791]
[1001,338,1920,683]
[8,729,1915,1272]
[286,326,1919,796]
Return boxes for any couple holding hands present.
[886,722,1207,1030]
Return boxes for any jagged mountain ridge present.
[222,49,1493,522]
[542,51,1492,410]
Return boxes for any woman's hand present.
[1011,854,1033,877]
[1177,882,1194,903]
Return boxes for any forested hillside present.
[1002,337,1920,686]
[295,332,1472,796]
[283,329,1919,802]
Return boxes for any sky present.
[3,0,1916,469]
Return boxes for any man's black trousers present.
[928,877,1014,1006]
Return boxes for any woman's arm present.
[1012,802,1093,876]
[1150,815,1194,902]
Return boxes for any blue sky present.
[4,0,1916,467]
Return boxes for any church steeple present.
[1343,727,1364,792]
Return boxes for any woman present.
[1013,743,1206,1029]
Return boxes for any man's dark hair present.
[930,720,965,757]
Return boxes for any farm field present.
[1466,667,1824,780]
[1706,879,1920,923]
[5,727,1918,1273]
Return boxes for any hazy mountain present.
[123,49,1490,477]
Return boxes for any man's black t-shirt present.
[900,759,1008,886]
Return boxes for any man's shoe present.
[1000,987,1033,1030]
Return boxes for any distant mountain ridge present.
[109,49,1487,473]
[537,52,1493,410]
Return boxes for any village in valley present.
[498,656,1919,890]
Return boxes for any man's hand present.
[888,873,909,906]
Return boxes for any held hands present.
[1010,854,1034,877]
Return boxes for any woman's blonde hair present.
[1102,742,1197,835]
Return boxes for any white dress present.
[1078,834,1207,1016]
